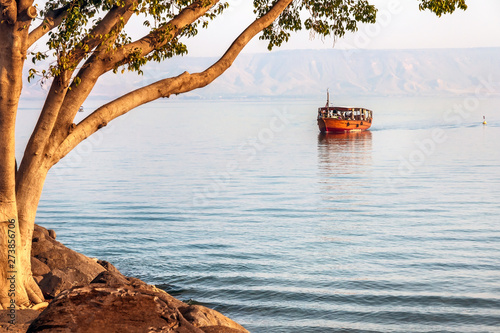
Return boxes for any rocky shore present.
[0,225,248,333]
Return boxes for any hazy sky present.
[184,0,500,57]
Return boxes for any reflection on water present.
[317,131,373,201]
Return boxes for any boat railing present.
[318,108,372,122]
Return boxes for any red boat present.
[317,91,373,133]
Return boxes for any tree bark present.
[28,5,69,48]
[0,21,21,308]
[0,16,44,308]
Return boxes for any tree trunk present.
[0,21,44,309]
[15,165,49,307]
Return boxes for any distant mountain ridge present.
[24,48,500,101]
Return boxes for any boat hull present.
[318,118,372,133]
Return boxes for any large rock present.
[32,225,105,275]
[31,256,50,276]
[180,306,250,333]
[96,260,122,274]
[90,270,130,285]
[38,267,100,298]
[32,225,105,298]
[0,309,40,333]
[27,283,249,333]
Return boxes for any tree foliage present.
[31,0,228,79]
[27,0,468,83]
[255,0,377,50]
[418,0,467,17]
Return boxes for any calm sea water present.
[19,97,500,332]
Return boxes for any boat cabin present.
[317,107,372,122]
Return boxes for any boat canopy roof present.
[318,106,372,112]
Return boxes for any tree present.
[0,0,467,309]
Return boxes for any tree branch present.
[17,76,69,184]
[42,9,136,157]
[17,0,35,16]
[43,0,220,159]
[103,0,219,72]
[51,0,294,164]
[66,0,138,66]
[21,1,138,172]
[27,6,68,48]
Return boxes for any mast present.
[326,89,330,107]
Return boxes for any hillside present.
[23,48,500,101]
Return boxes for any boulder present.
[38,268,96,298]
[32,224,50,240]
[27,284,248,333]
[201,328,249,333]
[179,305,248,332]
[47,229,56,239]
[96,259,122,274]
[31,256,51,276]
[0,309,40,333]
[32,236,104,276]
[90,270,130,285]
[32,225,105,298]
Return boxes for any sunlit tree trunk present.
[0,18,44,309]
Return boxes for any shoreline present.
[0,224,248,333]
